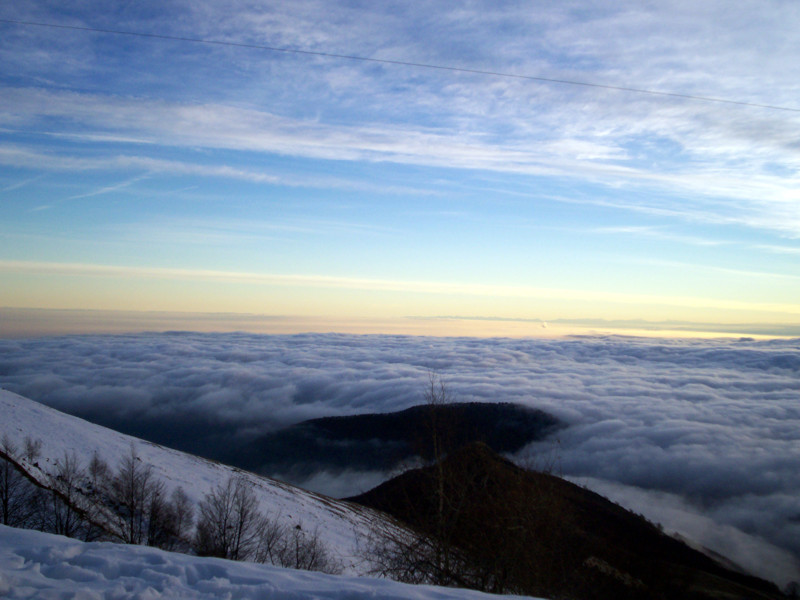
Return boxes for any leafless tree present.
[370,371,465,586]
[362,371,576,596]
[274,524,341,574]
[195,476,341,573]
[362,373,468,587]
[423,371,457,582]
[46,451,87,538]
[143,482,196,551]
[144,478,170,547]
[252,512,288,565]
[363,516,468,586]
[88,451,110,493]
[364,441,575,596]
[0,435,43,528]
[167,486,194,551]
[108,445,158,544]
[23,436,42,463]
[194,475,263,560]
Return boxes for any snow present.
[0,390,549,598]
[0,525,545,599]
[0,388,549,596]
[0,389,403,574]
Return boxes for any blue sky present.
[1,1,799,336]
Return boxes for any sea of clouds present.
[0,332,797,586]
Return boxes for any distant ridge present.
[234,402,562,476]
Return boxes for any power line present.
[3,17,799,114]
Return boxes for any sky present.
[1,0,800,338]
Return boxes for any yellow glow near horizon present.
[1,260,799,339]
[1,308,794,340]
[1,259,799,318]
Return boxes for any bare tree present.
[88,451,110,494]
[144,483,196,551]
[361,373,466,586]
[144,478,170,548]
[108,445,158,544]
[362,372,575,595]
[0,435,43,528]
[194,475,263,560]
[363,440,575,596]
[364,515,471,586]
[274,524,341,574]
[46,451,87,538]
[372,371,465,586]
[423,371,457,582]
[23,436,42,463]
[194,476,341,574]
[168,486,194,551]
[252,512,288,565]
[229,478,264,560]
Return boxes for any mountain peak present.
[351,443,784,600]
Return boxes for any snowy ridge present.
[0,389,402,574]
[0,525,544,599]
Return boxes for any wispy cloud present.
[2,82,799,235]
[2,259,799,316]
[0,144,434,197]
[592,226,729,247]
[113,216,399,246]
[2,0,799,328]
[66,173,149,201]
[1,173,44,192]
[755,244,800,256]
[620,256,800,283]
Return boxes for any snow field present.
[0,389,402,574]
[0,525,546,599]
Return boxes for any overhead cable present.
[2,18,799,113]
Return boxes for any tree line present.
[0,434,340,574]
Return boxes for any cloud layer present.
[0,332,797,585]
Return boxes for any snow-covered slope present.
[0,525,545,600]
[0,389,401,574]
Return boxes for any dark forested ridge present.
[233,402,561,476]
[349,443,784,600]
